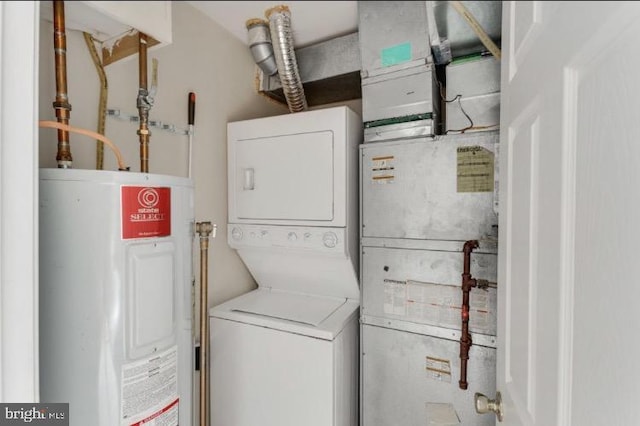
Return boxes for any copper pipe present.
[53,0,72,168]
[196,222,215,426]
[459,240,479,390]
[139,32,148,90]
[137,32,151,173]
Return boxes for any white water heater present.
[39,169,194,426]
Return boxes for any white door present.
[497,1,640,425]
[0,1,40,401]
[232,131,334,222]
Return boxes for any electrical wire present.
[448,94,475,134]
[439,81,499,134]
[39,121,129,171]
[439,81,473,133]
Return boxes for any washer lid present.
[230,288,345,327]
[210,288,359,340]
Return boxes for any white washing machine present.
[210,262,359,426]
[210,106,362,426]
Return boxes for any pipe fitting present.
[196,222,215,240]
[136,88,154,112]
[463,239,479,254]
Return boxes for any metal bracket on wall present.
[106,108,192,136]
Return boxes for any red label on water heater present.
[122,186,171,239]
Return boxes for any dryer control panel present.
[228,224,347,254]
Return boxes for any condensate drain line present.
[39,120,128,170]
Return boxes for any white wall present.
[38,2,288,308]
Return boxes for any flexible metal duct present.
[266,5,307,112]
[246,18,278,76]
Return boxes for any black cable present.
[438,81,474,134]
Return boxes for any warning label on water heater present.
[121,345,179,426]
[122,186,171,239]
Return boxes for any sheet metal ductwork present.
[257,32,362,107]
[266,5,307,113]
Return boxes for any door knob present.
[475,391,504,422]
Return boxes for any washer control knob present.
[231,227,243,241]
[287,232,298,242]
[322,232,338,248]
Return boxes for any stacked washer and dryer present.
[209,106,362,426]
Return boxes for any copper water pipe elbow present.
[462,240,479,291]
[53,0,73,168]
[463,240,479,268]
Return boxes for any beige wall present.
[38,2,288,308]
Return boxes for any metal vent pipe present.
[266,5,307,113]
[52,0,73,168]
[246,19,278,76]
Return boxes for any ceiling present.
[186,1,359,48]
[187,1,502,59]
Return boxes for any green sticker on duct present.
[381,42,412,67]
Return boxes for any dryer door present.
[232,130,334,222]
